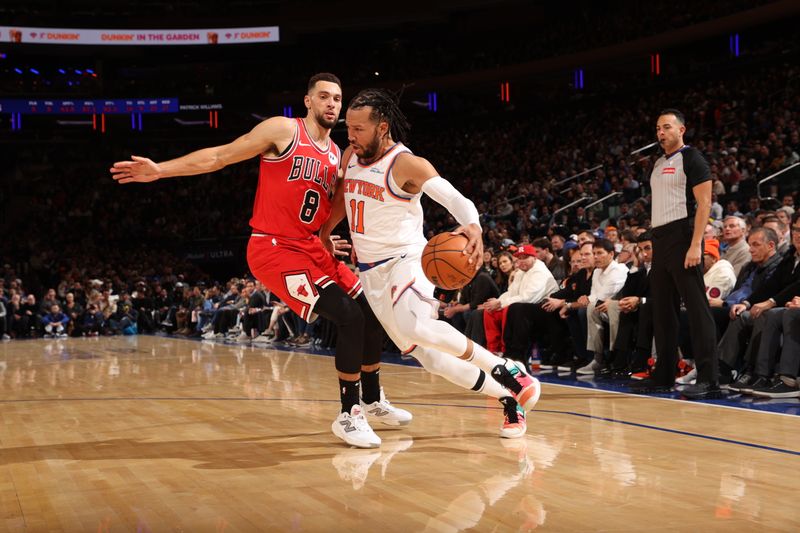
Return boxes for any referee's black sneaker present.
[628,377,673,394]
[681,382,723,400]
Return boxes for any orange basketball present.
[421,232,478,290]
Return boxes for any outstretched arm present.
[392,153,483,270]
[110,116,294,183]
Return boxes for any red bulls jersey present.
[249,118,340,238]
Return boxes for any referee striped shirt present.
[651,145,711,228]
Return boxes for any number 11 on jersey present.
[349,199,365,234]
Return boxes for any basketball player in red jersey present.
[110,73,411,449]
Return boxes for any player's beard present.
[315,109,338,129]
[357,133,382,161]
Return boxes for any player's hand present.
[110,155,162,184]
[729,303,747,320]
[684,244,702,269]
[328,234,352,257]
[452,223,484,272]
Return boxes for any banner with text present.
[0,26,279,45]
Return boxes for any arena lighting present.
[499,82,510,103]
[29,68,39,75]
[74,69,82,74]
[58,68,65,74]
[730,33,740,57]
[85,68,94,74]
[13,67,22,74]
[282,105,293,118]
[427,92,438,112]
[573,69,584,90]
[650,53,661,76]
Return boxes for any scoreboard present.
[0,98,180,114]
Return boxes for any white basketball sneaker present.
[499,397,527,439]
[332,405,382,448]
[361,387,413,427]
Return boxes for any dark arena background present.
[1,1,800,531]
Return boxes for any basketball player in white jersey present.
[320,89,541,438]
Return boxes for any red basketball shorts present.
[247,234,362,322]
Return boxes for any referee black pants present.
[651,218,718,385]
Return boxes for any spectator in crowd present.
[63,293,83,336]
[42,304,70,338]
[492,251,516,293]
[538,242,596,370]
[709,227,783,339]
[721,216,751,277]
[481,245,558,357]
[572,239,629,373]
[580,232,652,376]
[702,239,737,302]
[532,237,566,283]
[721,214,800,392]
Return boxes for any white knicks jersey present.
[342,143,429,264]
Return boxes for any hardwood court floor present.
[1,336,798,532]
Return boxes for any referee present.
[631,109,720,399]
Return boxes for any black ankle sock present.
[360,369,381,404]
[339,379,361,413]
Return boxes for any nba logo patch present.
[328,152,338,166]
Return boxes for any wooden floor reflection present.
[1,336,799,532]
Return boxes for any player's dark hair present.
[308,72,341,92]
[348,88,411,144]
[659,108,686,125]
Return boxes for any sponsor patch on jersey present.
[369,167,383,174]
[328,152,338,166]
[662,167,676,174]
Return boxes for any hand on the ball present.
[452,223,484,271]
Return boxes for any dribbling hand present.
[452,223,484,271]
[110,155,162,184]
